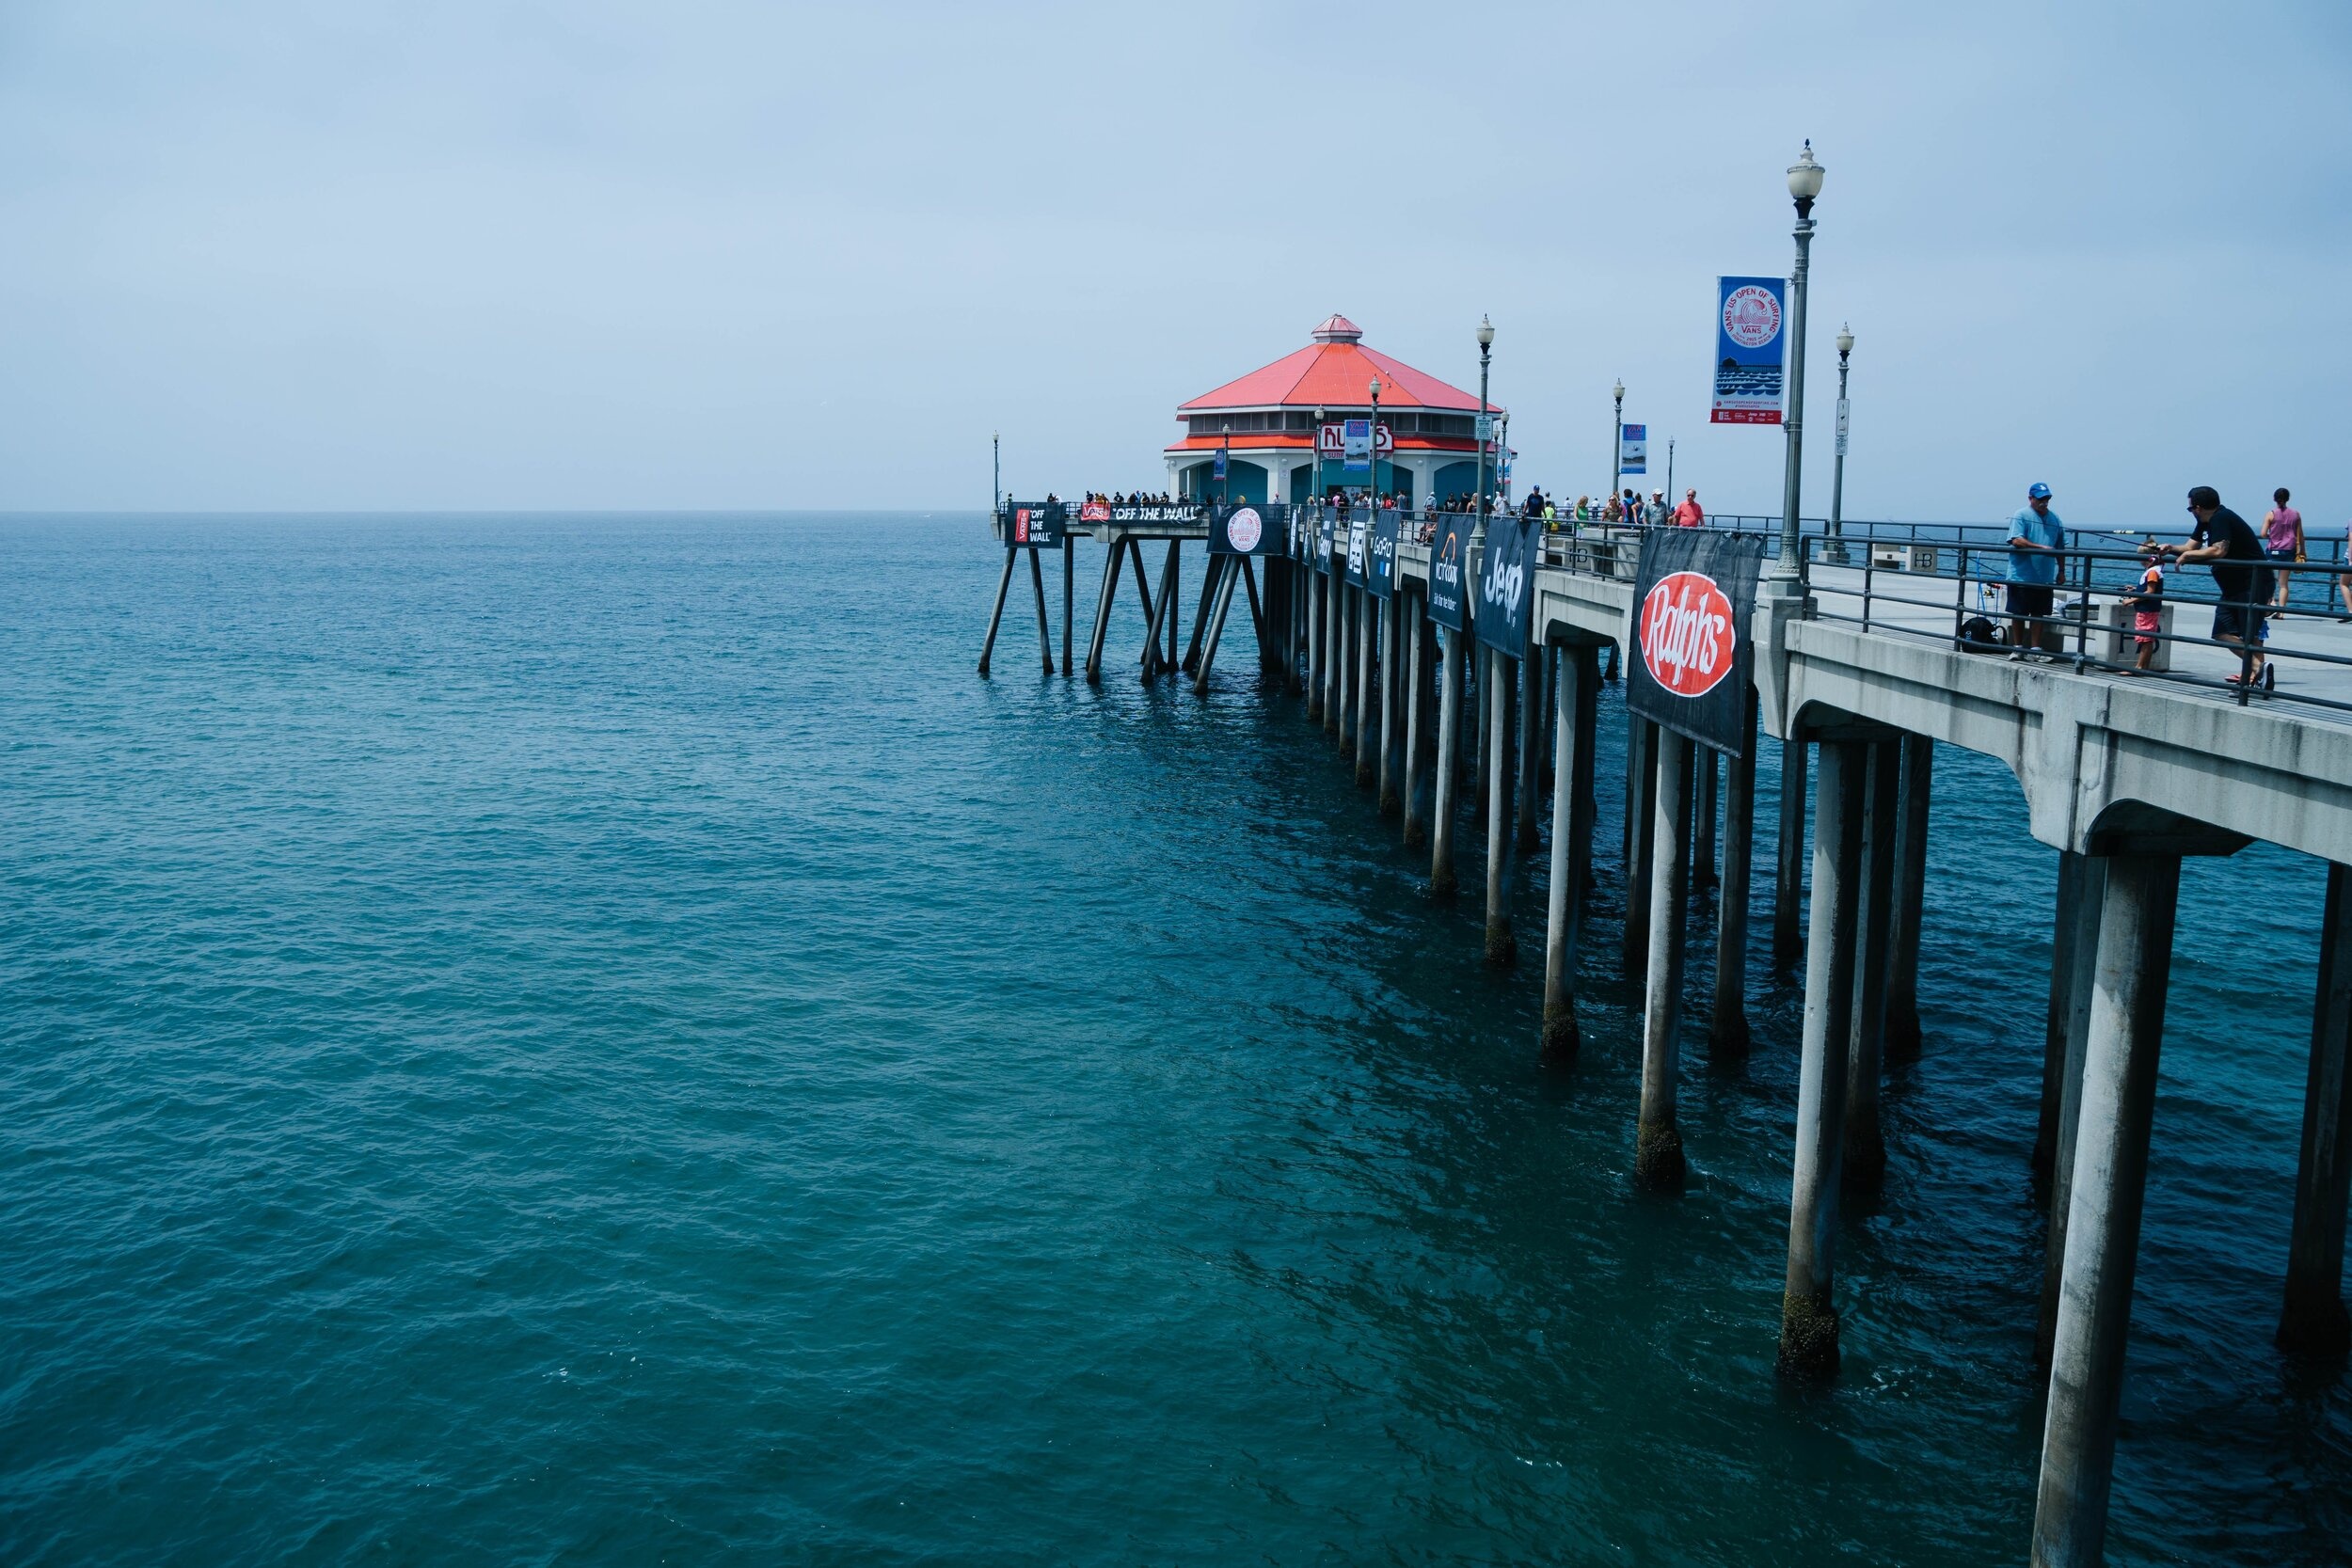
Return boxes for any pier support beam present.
[1403,604,1431,848]
[1622,718,1659,983]
[977,546,1018,678]
[1182,552,1218,676]
[1772,736,1810,972]
[1693,747,1720,890]
[2036,852,2106,1180]
[1884,733,1932,1057]
[1378,593,1403,816]
[1778,736,1867,1380]
[1711,689,1759,1056]
[1028,546,1055,674]
[1084,541,1125,684]
[1190,552,1242,695]
[1355,590,1378,787]
[1307,572,1327,722]
[1336,586,1356,752]
[2029,852,2181,1568]
[2281,861,2352,1356]
[1517,641,1542,854]
[1431,627,1463,899]
[1638,727,1694,1191]
[1542,644,1598,1063]
[1843,737,1901,1198]
[1485,649,1518,967]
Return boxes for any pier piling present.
[1190,553,1241,695]
[1710,688,1759,1056]
[1885,733,1932,1057]
[1773,736,1810,972]
[1843,736,1901,1197]
[1307,572,1327,722]
[1432,628,1462,898]
[2280,860,2352,1355]
[1403,606,1431,847]
[2029,852,2180,1568]
[1084,540,1126,684]
[1623,719,1660,983]
[1779,736,1867,1380]
[1378,594,1403,816]
[1638,727,1694,1190]
[1693,748,1720,890]
[977,546,1017,678]
[1355,590,1377,786]
[1486,651,1518,967]
[1181,553,1218,676]
[1517,644,1542,854]
[1027,546,1054,675]
[2037,852,2110,1370]
[1060,535,1074,675]
[1542,644,1597,1062]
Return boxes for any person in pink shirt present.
[2264,486,2303,609]
[1672,489,1704,528]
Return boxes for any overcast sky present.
[2,1,2346,527]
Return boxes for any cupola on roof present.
[1178,315,1495,416]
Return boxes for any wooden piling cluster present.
[984,510,2352,1567]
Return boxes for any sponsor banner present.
[1626,528,1768,756]
[1621,422,1647,475]
[1318,423,1393,459]
[1315,508,1339,574]
[1213,447,1228,480]
[1005,500,1068,547]
[1343,418,1373,474]
[1343,516,1370,586]
[1208,501,1282,556]
[1711,275,1787,426]
[1424,514,1473,631]
[1078,500,1111,523]
[1097,501,1203,526]
[1474,515,1538,658]
[1366,509,1401,600]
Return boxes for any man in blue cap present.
[2006,482,2065,659]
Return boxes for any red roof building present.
[1165,315,1502,507]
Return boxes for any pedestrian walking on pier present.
[2264,487,2303,610]
[2170,485,2271,688]
[2005,482,2065,660]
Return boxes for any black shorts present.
[2007,582,2054,619]
[2212,601,2261,641]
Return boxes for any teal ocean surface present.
[1,512,2345,1565]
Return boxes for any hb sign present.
[1366,509,1401,600]
[1626,528,1767,755]
[1209,502,1283,555]
[1473,515,1537,658]
[1005,500,1066,547]
[1424,514,1472,631]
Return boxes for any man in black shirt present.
[2169,484,2269,684]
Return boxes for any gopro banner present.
[1710,275,1787,426]
[1343,516,1370,587]
[1424,515,1472,631]
[1208,502,1283,555]
[1626,528,1768,756]
[1473,515,1538,658]
[1004,501,1067,547]
[1366,509,1401,600]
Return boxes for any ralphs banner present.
[1208,501,1283,555]
[1626,529,1768,755]
[1710,275,1787,426]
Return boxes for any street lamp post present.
[1826,324,1854,565]
[1612,379,1626,522]
[1474,315,1494,545]
[1773,141,1825,579]
[1369,374,1383,505]
[1314,406,1327,503]
[1665,438,1676,516]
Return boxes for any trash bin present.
[2098,598,2172,672]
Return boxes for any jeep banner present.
[1208,502,1282,555]
[1473,515,1537,658]
[1626,528,1768,756]
[1424,514,1472,631]
[1366,509,1401,600]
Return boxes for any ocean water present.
[1,511,2344,1566]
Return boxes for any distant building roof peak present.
[1310,313,1362,343]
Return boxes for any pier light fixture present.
[1836,324,1854,358]
[1773,140,1825,579]
[1474,319,1494,538]
[1787,140,1825,216]
[1477,315,1494,349]
[1612,381,1626,515]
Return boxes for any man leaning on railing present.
[2167,484,2272,690]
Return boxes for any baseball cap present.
[2027,482,2052,500]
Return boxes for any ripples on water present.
[0,513,2344,1564]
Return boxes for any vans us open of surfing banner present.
[1626,529,1768,755]
[1208,502,1283,555]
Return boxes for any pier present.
[980,499,2352,1567]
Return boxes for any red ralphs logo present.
[1640,571,1737,697]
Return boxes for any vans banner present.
[1003,501,1067,547]
[1626,528,1767,755]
